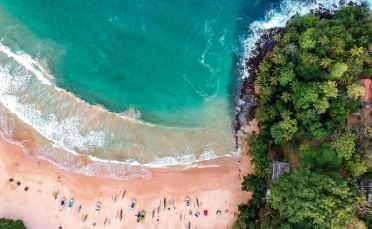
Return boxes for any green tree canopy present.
[299,144,341,169]
[330,62,348,79]
[331,131,356,160]
[269,169,355,229]
[255,5,371,142]
[247,134,270,177]
[347,83,365,99]
[237,5,372,228]
[270,112,298,143]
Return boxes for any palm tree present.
[320,58,333,69]
[318,35,329,46]
[349,47,365,57]
[281,92,291,103]
[269,77,278,86]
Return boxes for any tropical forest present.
[235,5,372,229]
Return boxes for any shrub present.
[0,219,26,229]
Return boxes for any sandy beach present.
[0,120,257,229]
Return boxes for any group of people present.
[7,175,224,228]
[54,187,218,228]
[8,177,29,191]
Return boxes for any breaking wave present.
[0,40,235,179]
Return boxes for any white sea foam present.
[0,42,53,86]
[0,41,235,173]
[86,149,230,169]
[0,106,13,138]
[35,151,152,180]
[0,91,105,152]
[31,143,228,180]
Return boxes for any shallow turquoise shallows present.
[0,0,277,127]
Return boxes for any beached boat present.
[68,198,74,210]
[185,196,190,210]
[129,199,136,211]
[95,201,102,215]
[136,210,146,223]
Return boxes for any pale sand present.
[0,120,257,229]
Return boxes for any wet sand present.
[0,120,256,229]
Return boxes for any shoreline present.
[235,27,282,147]
[0,119,258,228]
[0,96,236,180]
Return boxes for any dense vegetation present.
[261,169,355,229]
[235,5,371,229]
[0,219,26,229]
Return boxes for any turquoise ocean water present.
[0,0,278,126]
[0,0,368,178]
